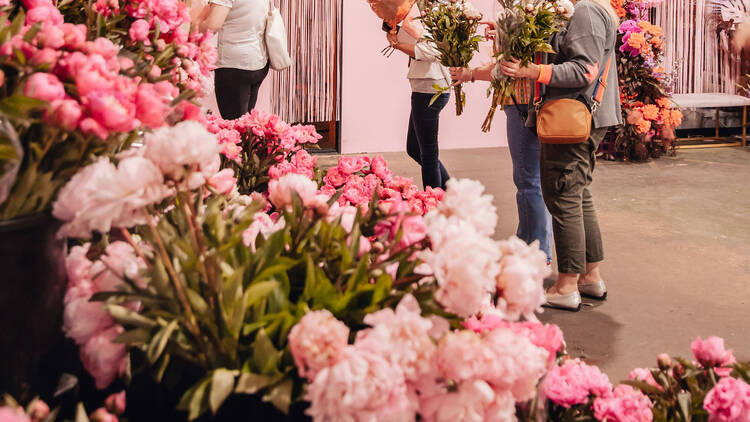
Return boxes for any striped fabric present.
[501,78,534,106]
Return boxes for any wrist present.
[470,68,475,83]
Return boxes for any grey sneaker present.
[578,280,607,300]
[543,290,582,311]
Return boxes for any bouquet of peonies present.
[482,0,572,132]
[420,0,483,115]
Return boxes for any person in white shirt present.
[198,0,270,119]
[386,5,452,190]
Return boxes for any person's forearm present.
[394,42,416,58]
[472,62,495,82]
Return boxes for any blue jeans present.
[505,105,553,260]
[407,92,451,190]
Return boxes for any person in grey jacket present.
[499,0,622,311]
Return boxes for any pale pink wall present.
[340,0,507,154]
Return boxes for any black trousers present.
[406,92,451,190]
[214,63,270,120]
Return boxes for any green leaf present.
[262,378,293,414]
[105,304,158,329]
[147,319,179,364]
[677,391,692,422]
[209,369,239,415]
[620,379,663,395]
[114,328,151,346]
[245,280,281,308]
[251,329,281,375]
[177,377,211,421]
[235,372,275,395]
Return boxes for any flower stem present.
[454,84,464,116]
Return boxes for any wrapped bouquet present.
[421,0,483,115]
[482,0,572,131]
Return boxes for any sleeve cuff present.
[537,64,552,85]
[210,0,232,7]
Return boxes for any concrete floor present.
[323,147,750,382]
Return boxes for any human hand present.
[449,67,474,85]
[480,21,497,40]
[499,59,540,80]
[386,31,399,47]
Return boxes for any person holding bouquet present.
[453,0,622,311]
[386,5,453,190]
[449,23,553,264]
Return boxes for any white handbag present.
[265,0,291,71]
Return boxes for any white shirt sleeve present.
[414,39,441,63]
[210,0,233,8]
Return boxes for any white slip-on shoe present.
[578,280,607,300]
[543,290,582,312]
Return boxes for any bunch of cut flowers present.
[420,0,483,115]
[482,0,572,132]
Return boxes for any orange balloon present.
[366,0,418,29]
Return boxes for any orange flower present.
[650,36,663,49]
[670,109,683,127]
[655,97,671,108]
[611,0,626,16]
[627,32,647,50]
[642,104,660,120]
[636,118,652,134]
[653,66,665,74]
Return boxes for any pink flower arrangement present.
[593,385,654,422]
[288,310,350,379]
[704,377,750,422]
[419,379,515,422]
[542,359,613,408]
[692,336,737,369]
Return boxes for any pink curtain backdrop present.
[244,0,506,153]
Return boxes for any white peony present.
[495,236,551,321]
[433,178,498,236]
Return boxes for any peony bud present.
[105,391,126,415]
[155,39,167,51]
[657,353,672,370]
[29,399,50,422]
[672,362,685,382]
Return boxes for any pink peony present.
[326,203,358,233]
[0,408,31,422]
[81,326,128,389]
[86,91,137,134]
[482,327,549,401]
[61,23,87,49]
[26,4,64,25]
[28,399,50,421]
[79,118,109,140]
[628,368,661,389]
[288,310,350,379]
[692,336,736,369]
[323,166,348,188]
[420,216,499,317]
[704,377,750,422]
[242,212,285,251]
[268,173,328,212]
[24,73,65,102]
[495,236,551,321]
[373,198,427,248]
[207,169,236,195]
[129,19,150,42]
[135,83,169,128]
[337,156,369,175]
[419,379,515,422]
[305,346,415,422]
[53,156,171,238]
[85,38,118,60]
[35,23,65,49]
[355,294,437,382]
[105,391,126,415]
[142,121,222,188]
[370,155,393,183]
[434,331,495,382]
[542,359,613,408]
[30,48,60,67]
[593,385,654,422]
[50,99,83,130]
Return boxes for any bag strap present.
[590,55,612,112]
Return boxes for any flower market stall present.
[1,0,750,421]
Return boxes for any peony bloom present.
[473,319,563,365]
[207,168,236,195]
[434,330,495,382]
[50,99,83,130]
[337,156,370,175]
[593,385,653,422]
[419,379,515,422]
[482,327,549,401]
[142,121,222,188]
[0,407,31,422]
[105,391,127,415]
[370,155,393,183]
[692,336,736,368]
[421,215,500,317]
[704,377,750,422]
[242,212,285,251]
[24,73,66,102]
[268,173,328,212]
[85,91,138,134]
[355,294,437,382]
[28,399,50,421]
[80,326,128,389]
[129,19,150,42]
[327,203,358,233]
[438,179,497,236]
[495,236,551,321]
[135,83,169,128]
[53,156,171,238]
[305,346,415,422]
[323,166,347,188]
[542,359,613,408]
[374,198,427,248]
[288,310,350,379]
